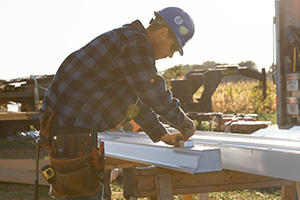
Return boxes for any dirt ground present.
[0,139,54,200]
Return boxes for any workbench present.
[2,129,300,199]
[0,158,298,199]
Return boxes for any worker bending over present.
[39,7,195,200]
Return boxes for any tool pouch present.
[49,134,102,197]
[39,111,54,152]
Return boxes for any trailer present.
[170,65,268,132]
[275,0,300,128]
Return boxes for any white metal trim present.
[192,131,300,182]
[99,131,222,174]
[99,129,300,181]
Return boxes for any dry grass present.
[210,81,276,114]
[194,81,277,124]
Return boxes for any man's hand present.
[122,121,134,132]
[160,133,184,147]
[177,116,196,139]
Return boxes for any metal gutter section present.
[99,129,300,181]
[98,131,222,174]
[192,130,300,182]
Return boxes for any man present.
[41,7,195,200]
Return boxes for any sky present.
[0,0,275,80]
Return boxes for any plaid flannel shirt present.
[42,20,185,142]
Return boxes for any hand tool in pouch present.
[91,127,106,183]
[33,136,45,200]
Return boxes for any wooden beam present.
[0,112,37,121]
[0,159,48,171]
[134,167,293,198]
[0,159,295,200]
[0,158,147,186]
[0,158,147,171]
[0,168,48,186]
[104,157,147,169]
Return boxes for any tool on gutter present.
[178,137,194,148]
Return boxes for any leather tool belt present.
[39,111,104,197]
[39,110,54,152]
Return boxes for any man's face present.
[154,37,173,60]
[149,27,180,60]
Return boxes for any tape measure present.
[40,164,56,184]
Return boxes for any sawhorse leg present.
[182,193,208,200]
[281,182,300,200]
[155,174,173,200]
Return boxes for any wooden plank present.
[135,167,294,198]
[0,112,37,121]
[104,157,147,169]
[0,158,147,171]
[155,174,173,200]
[0,158,147,186]
[0,159,295,200]
[0,168,48,186]
[0,159,48,171]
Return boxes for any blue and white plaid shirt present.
[42,20,185,142]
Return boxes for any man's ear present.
[158,27,169,40]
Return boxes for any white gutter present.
[192,130,300,182]
[99,128,300,181]
[98,131,222,174]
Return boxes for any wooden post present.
[147,197,157,200]
[182,194,193,200]
[155,174,173,200]
[281,184,297,200]
[295,182,300,200]
[181,193,209,200]
[198,193,209,200]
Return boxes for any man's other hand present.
[160,133,184,147]
[177,116,196,139]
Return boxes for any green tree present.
[161,64,187,89]
[238,60,258,71]
[202,61,219,69]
